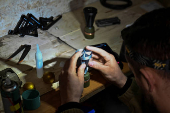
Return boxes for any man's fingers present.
[92,53,100,59]
[88,60,106,70]
[77,63,86,82]
[86,46,111,61]
[69,51,82,71]
[63,59,70,71]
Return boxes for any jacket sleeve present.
[118,78,143,113]
[59,108,84,113]
[56,102,84,113]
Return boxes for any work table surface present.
[0,0,163,112]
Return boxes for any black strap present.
[100,0,132,10]
[126,46,170,72]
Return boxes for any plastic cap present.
[5,78,11,85]
[36,44,42,60]
[37,44,40,52]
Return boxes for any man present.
[57,7,170,113]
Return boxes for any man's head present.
[121,8,170,112]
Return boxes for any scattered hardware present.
[7,44,31,64]
[8,13,62,37]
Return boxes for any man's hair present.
[121,8,170,78]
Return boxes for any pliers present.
[7,44,31,64]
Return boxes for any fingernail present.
[86,46,91,49]
[89,61,94,67]
[82,63,86,68]
[80,52,83,57]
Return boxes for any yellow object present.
[10,103,20,111]
[23,82,35,91]
[52,81,59,89]
[43,71,55,84]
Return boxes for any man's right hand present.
[86,46,127,88]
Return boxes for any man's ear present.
[139,68,155,92]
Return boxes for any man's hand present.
[59,51,86,105]
[86,46,127,88]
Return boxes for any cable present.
[100,0,132,10]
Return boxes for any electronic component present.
[76,49,92,74]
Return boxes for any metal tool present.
[7,44,31,64]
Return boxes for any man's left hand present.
[59,51,86,105]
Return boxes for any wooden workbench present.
[0,0,164,112]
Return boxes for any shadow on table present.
[0,56,113,111]
[0,57,68,94]
[0,57,33,74]
[0,56,69,80]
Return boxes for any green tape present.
[84,72,90,88]
[84,26,95,39]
